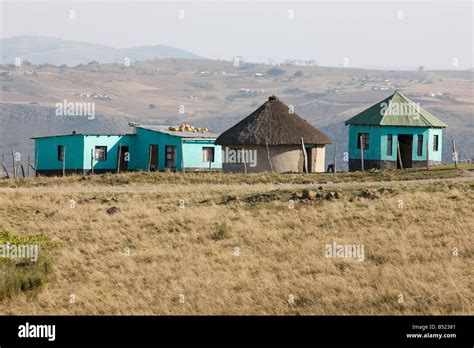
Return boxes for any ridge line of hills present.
[1,36,204,66]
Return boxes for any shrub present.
[266,68,286,76]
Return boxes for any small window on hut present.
[95,146,107,161]
[387,134,393,156]
[433,135,439,152]
[58,145,65,161]
[165,145,177,168]
[417,135,423,156]
[357,133,370,150]
[202,147,215,162]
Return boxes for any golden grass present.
[0,175,472,315]
[2,163,473,188]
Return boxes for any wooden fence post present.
[2,154,10,179]
[452,139,458,170]
[397,140,404,170]
[12,148,16,179]
[35,148,39,177]
[62,146,66,176]
[180,143,185,174]
[148,145,152,172]
[117,145,122,174]
[301,138,308,174]
[426,135,430,169]
[90,149,94,175]
[333,143,337,174]
[265,142,274,173]
[359,135,364,171]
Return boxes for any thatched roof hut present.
[215,95,332,146]
[216,95,331,173]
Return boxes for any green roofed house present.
[345,90,447,171]
[31,124,222,176]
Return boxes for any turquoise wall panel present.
[182,140,222,169]
[35,135,84,170]
[83,135,136,170]
[348,125,382,160]
[349,125,444,162]
[134,128,182,170]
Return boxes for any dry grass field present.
[0,166,473,315]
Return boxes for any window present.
[433,135,439,152]
[357,133,370,150]
[417,135,423,156]
[387,134,393,156]
[202,147,215,162]
[58,145,65,161]
[95,146,107,161]
[165,145,177,168]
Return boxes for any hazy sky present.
[1,1,473,69]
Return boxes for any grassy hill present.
[0,166,472,314]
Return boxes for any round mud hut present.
[215,95,332,173]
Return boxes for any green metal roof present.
[344,90,447,128]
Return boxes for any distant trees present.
[294,70,304,77]
[266,68,286,76]
[148,104,157,110]
[418,66,424,72]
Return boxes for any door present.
[149,144,158,171]
[165,145,177,169]
[118,146,129,172]
[397,135,413,169]
[304,146,313,173]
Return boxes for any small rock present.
[302,189,317,200]
[359,189,381,200]
[292,192,303,200]
[225,195,239,204]
[106,206,120,215]
[325,192,336,201]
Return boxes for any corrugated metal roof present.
[31,133,135,139]
[138,125,219,139]
[345,91,447,128]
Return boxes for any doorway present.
[304,146,313,173]
[149,144,159,171]
[397,135,413,169]
[118,146,129,172]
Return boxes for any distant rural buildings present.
[345,91,447,171]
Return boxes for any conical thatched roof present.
[215,96,332,146]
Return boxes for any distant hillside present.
[0,58,472,170]
[116,45,202,61]
[0,36,203,66]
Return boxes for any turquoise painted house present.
[32,125,222,175]
[345,91,447,171]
